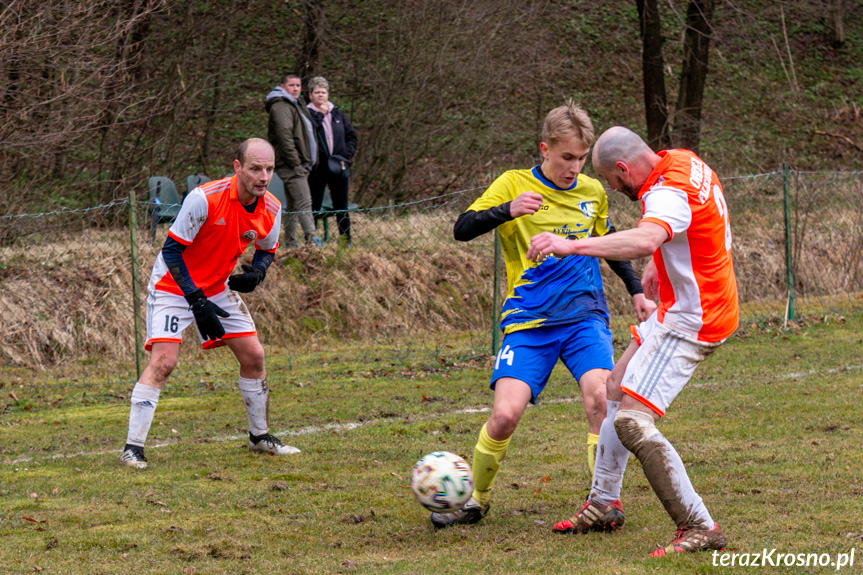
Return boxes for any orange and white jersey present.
[638,149,739,342]
[149,175,281,297]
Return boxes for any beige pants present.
[278,167,317,245]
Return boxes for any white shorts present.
[620,314,723,417]
[145,287,257,351]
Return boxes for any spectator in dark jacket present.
[306,76,357,246]
[265,73,321,247]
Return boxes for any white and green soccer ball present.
[410,451,474,513]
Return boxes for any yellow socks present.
[471,423,510,507]
[587,432,599,476]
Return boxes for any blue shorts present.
[491,317,613,403]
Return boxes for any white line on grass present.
[2,405,499,466]
[779,363,863,379]
[7,362,862,466]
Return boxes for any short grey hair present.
[308,76,329,92]
[592,127,651,173]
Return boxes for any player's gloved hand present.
[184,289,230,341]
[228,264,267,293]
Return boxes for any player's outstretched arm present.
[526,232,577,261]
[529,223,668,263]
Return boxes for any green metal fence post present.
[782,162,795,321]
[491,229,501,356]
[128,188,144,380]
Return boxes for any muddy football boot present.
[552,499,625,534]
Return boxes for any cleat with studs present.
[248,433,301,455]
[430,497,489,529]
[552,499,625,534]
[649,522,727,557]
[119,445,148,469]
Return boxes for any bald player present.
[528,127,738,557]
[121,138,297,469]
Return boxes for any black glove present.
[228,264,267,293]
[185,289,230,341]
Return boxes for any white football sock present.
[590,400,631,505]
[640,431,714,528]
[615,409,713,529]
[238,376,269,436]
[126,383,161,447]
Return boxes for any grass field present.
[1,314,863,574]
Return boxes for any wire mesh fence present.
[1,169,861,391]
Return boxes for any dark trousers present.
[309,167,351,240]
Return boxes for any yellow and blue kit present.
[454,165,643,399]
[456,165,642,334]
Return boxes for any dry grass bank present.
[1,205,860,370]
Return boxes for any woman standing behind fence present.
[306,76,357,247]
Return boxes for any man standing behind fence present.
[266,73,322,248]
[120,138,297,469]
[431,104,655,529]
[527,126,738,556]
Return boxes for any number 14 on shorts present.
[495,345,514,369]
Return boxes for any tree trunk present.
[636,0,671,151]
[673,0,716,154]
[201,25,234,164]
[828,0,846,47]
[297,0,324,89]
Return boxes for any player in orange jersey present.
[528,126,738,556]
[120,138,299,469]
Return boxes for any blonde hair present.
[307,76,329,93]
[541,101,595,148]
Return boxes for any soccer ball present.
[410,451,473,513]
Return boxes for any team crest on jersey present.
[579,201,595,219]
[241,230,257,241]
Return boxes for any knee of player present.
[238,346,266,373]
[584,384,606,412]
[613,409,658,455]
[149,356,177,380]
[489,408,521,437]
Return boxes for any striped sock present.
[126,383,160,447]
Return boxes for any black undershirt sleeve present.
[251,249,274,270]
[161,236,198,297]
[453,202,514,242]
[603,225,644,297]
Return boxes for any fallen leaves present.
[21,517,48,532]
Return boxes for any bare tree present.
[637,0,672,151]
[0,0,166,210]
[674,0,717,152]
[635,0,717,154]
[297,0,325,88]
[827,0,846,47]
